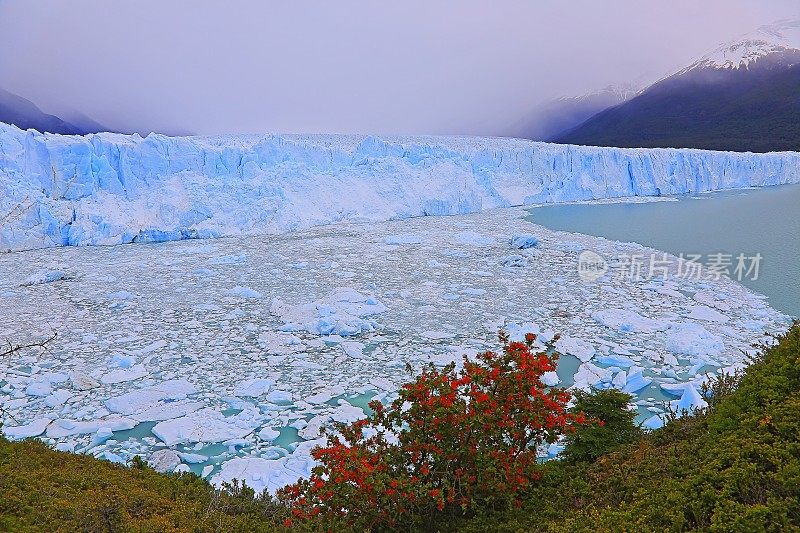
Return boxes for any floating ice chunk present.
[105,379,198,416]
[225,286,263,299]
[500,254,528,268]
[271,288,387,336]
[555,336,596,362]
[25,380,52,397]
[178,453,208,465]
[151,407,262,446]
[558,241,585,252]
[511,234,539,249]
[292,360,325,370]
[442,249,471,258]
[265,390,293,404]
[257,331,304,354]
[303,386,345,405]
[505,322,540,342]
[540,371,560,386]
[233,378,274,398]
[660,382,692,397]
[663,353,679,366]
[596,354,635,368]
[108,291,134,301]
[572,362,611,390]
[341,341,366,359]
[131,401,206,423]
[87,427,115,449]
[665,323,725,358]
[299,401,365,440]
[456,231,494,246]
[592,309,667,333]
[223,438,250,449]
[546,442,565,458]
[201,465,214,478]
[290,419,308,431]
[129,339,168,356]
[211,454,316,495]
[39,372,69,384]
[643,414,665,430]
[69,371,100,391]
[385,233,423,245]
[3,417,52,440]
[621,369,652,393]
[422,331,455,340]
[258,427,281,442]
[149,449,182,473]
[672,384,708,412]
[692,290,730,311]
[45,389,73,408]
[687,305,727,323]
[46,417,136,438]
[110,353,137,368]
[331,401,366,424]
[101,451,125,464]
[461,288,486,296]
[101,365,148,385]
[55,442,75,452]
[22,270,66,286]
[612,370,627,388]
[208,254,247,265]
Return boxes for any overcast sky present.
[1,1,796,136]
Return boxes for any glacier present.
[1,121,799,251]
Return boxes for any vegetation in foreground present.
[1,324,799,532]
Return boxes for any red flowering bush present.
[278,331,589,530]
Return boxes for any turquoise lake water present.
[528,184,800,318]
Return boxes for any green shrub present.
[560,388,643,463]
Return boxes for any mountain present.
[510,84,640,141]
[0,87,106,135]
[553,19,800,152]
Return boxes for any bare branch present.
[0,332,57,358]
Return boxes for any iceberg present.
[1,122,798,251]
[271,288,387,336]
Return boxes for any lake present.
[528,184,800,318]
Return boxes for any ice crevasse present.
[1,122,799,251]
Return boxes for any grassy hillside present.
[1,323,798,532]
[461,323,800,532]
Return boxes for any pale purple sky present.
[1,0,796,136]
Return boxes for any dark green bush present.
[560,388,643,463]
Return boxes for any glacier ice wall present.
[1,122,798,251]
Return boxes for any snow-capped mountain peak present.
[684,18,800,72]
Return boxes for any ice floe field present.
[0,206,789,494]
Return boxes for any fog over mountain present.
[554,19,800,152]
[0,0,796,136]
